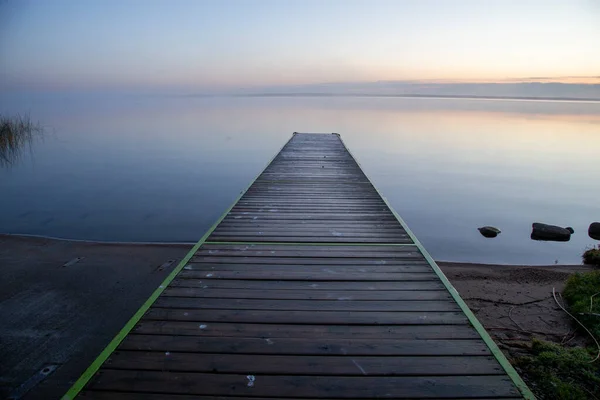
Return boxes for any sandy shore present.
[0,235,191,399]
[438,262,594,358]
[0,234,593,399]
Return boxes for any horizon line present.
[178,93,600,103]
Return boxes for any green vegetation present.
[563,270,600,339]
[0,114,41,167]
[583,246,600,267]
[515,268,600,399]
[516,339,600,399]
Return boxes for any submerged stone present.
[478,226,501,238]
[531,222,572,242]
[589,222,600,240]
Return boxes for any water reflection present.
[0,95,598,264]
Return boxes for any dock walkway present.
[66,133,531,399]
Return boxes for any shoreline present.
[0,233,586,267]
[0,233,593,399]
[0,232,197,246]
[438,261,594,360]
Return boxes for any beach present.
[0,233,592,399]
[439,262,594,355]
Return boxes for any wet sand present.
[0,234,592,399]
[0,235,191,399]
[438,262,594,358]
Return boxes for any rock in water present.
[531,223,573,242]
[589,222,600,240]
[478,226,501,238]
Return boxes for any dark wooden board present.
[191,250,424,259]
[86,371,519,398]
[215,221,404,227]
[168,279,447,291]
[142,309,469,325]
[199,244,418,252]
[132,321,480,339]
[181,263,432,272]
[178,270,438,281]
[107,352,504,376]
[162,288,450,300]
[83,393,522,400]
[187,257,428,266]
[207,236,413,243]
[119,336,491,356]
[193,248,422,257]
[234,200,389,205]
[153,298,460,312]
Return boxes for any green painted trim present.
[61,135,295,400]
[336,135,535,400]
[203,241,416,246]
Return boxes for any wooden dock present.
[66,133,531,399]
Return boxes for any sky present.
[0,0,599,92]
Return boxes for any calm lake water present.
[1,93,599,264]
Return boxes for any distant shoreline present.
[231,92,600,102]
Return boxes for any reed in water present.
[0,114,42,167]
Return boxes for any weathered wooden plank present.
[230,208,393,213]
[186,257,428,266]
[168,279,446,291]
[235,198,387,203]
[142,309,469,325]
[153,298,460,312]
[194,248,421,256]
[186,261,429,268]
[256,177,370,180]
[232,203,389,208]
[209,230,407,236]
[214,223,406,229]
[207,236,412,243]
[82,393,522,400]
[209,230,408,236]
[191,250,424,258]
[132,321,480,339]
[207,232,409,237]
[194,248,420,258]
[86,371,519,398]
[222,214,398,221]
[230,210,391,215]
[242,190,378,194]
[237,196,382,201]
[120,336,490,356]
[207,234,410,240]
[178,270,438,281]
[161,288,451,300]
[244,189,378,193]
[199,244,418,252]
[212,227,406,233]
[107,352,504,376]
[182,263,431,272]
[240,191,379,194]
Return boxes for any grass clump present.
[515,339,600,399]
[515,269,600,399]
[0,114,41,167]
[583,246,600,267]
[563,270,600,339]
